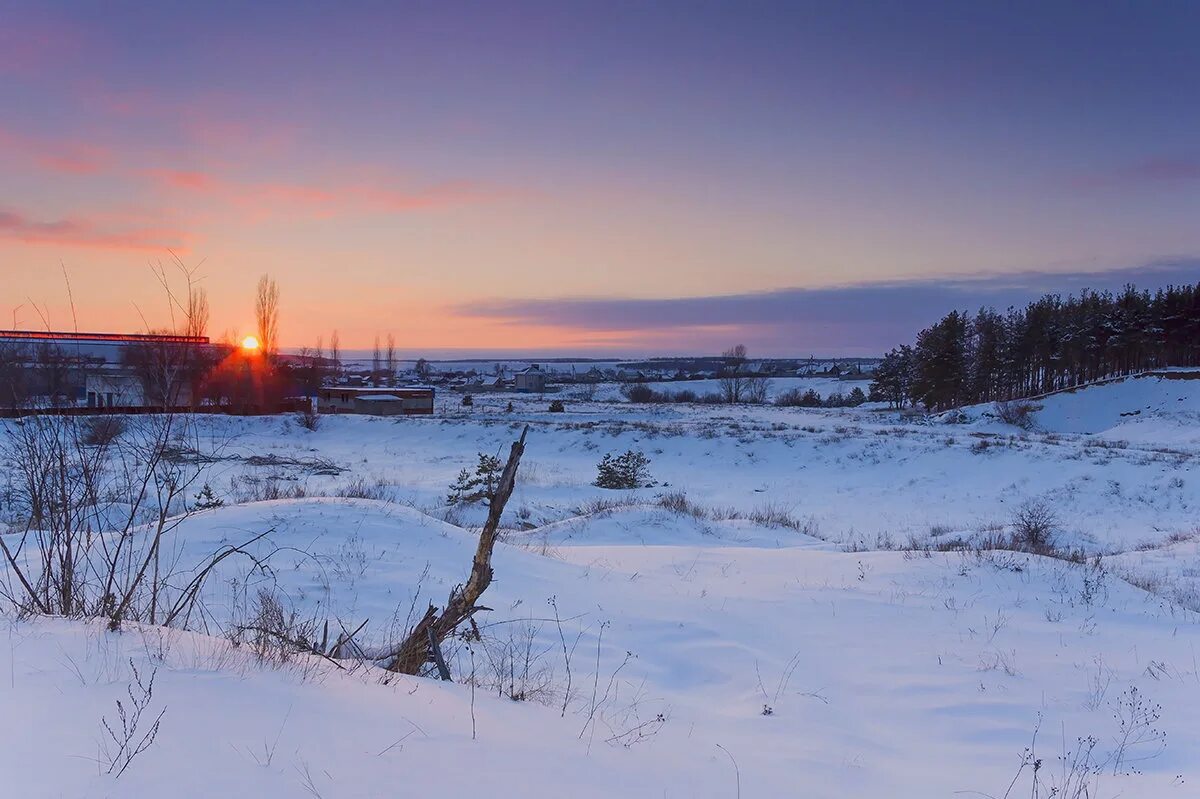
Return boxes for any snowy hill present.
[957,370,1200,437]
[2,376,1199,797]
[3,497,1197,797]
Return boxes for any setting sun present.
[241,335,261,352]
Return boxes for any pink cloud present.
[1128,157,1200,182]
[144,168,217,190]
[0,128,112,175]
[1067,156,1200,190]
[144,167,494,216]
[0,207,188,252]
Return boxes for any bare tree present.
[719,344,749,404]
[134,261,215,409]
[329,330,341,379]
[186,285,209,340]
[372,335,382,386]
[386,427,528,676]
[255,275,280,357]
[385,333,397,386]
[744,375,771,404]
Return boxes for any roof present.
[325,386,434,394]
[354,394,404,402]
[0,330,209,345]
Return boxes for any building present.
[84,372,145,408]
[0,329,211,411]
[514,364,547,393]
[316,386,434,415]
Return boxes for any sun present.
[241,335,261,352]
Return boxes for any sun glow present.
[241,335,261,352]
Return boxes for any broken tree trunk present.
[385,426,529,676]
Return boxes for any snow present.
[589,375,856,402]
[3,372,1199,796]
[955,372,1200,437]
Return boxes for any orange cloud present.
[0,207,188,252]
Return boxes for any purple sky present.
[2,1,1198,355]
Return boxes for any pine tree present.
[888,280,1200,411]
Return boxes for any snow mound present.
[512,505,831,548]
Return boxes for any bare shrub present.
[620,384,660,404]
[231,475,307,504]
[0,412,258,627]
[1110,686,1166,774]
[238,590,322,665]
[747,502,816,535]
[991,717,1102,799]
[295,404,321,431]
[743,375,771,404]
[100,660,167,778]
[336,476,390,501]
[656,490,707,519]
[470,617,557,703]
[775,388,822,407]
[230,589,367,671]
[572,496,638,516]
[1011,499,1059,553]
[82,414,127,446]
[995,399,1040,430]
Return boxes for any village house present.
[316,386,435,415]
[513,364,547,393]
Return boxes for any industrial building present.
[0,329,212,412]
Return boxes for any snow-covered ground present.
[2,372,1198,796]
[587,375,858,402]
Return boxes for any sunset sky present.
[3,1,1199,356]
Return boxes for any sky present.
[2,1,1198,357]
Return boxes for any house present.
[316,386,434,415]
[514,364,546,393]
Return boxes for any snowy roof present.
[326,386,434,394]
[354,394,403,402]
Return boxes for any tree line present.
[870,282,1200,411]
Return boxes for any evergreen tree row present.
[870,282,1200,411]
